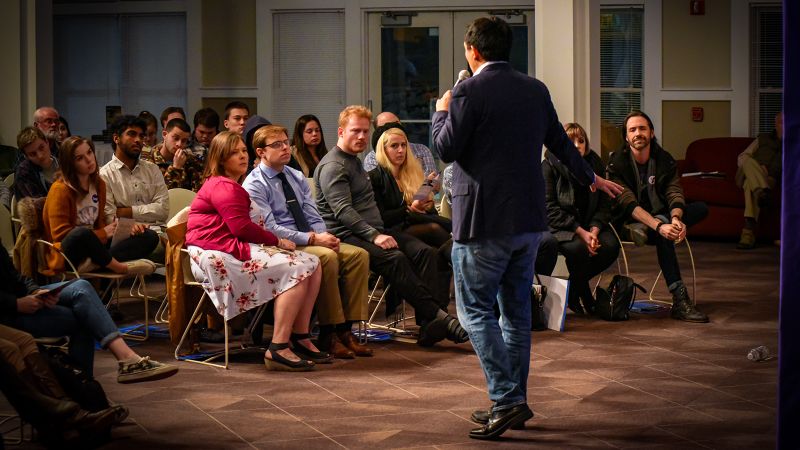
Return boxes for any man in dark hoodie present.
[607,111,709,323]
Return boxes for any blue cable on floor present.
[352,329,393,342]
[631,301,668,313]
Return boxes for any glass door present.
[367,13,452,146]
[367,10,533,147]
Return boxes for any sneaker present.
[736,228,756,250]
[624,223,649,247]
[118,356,179,384]
[125,259,157,276]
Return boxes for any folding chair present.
[608,223,697,306]
[0,205,13,255]
[35,239,155,341]
[364,275,417,343]
[174,248,267,369]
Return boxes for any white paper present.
[110,218,135,248]
[536,275,569,332]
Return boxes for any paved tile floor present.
[2,241,778,449]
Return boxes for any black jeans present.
[535,231,559,276]
[644,202,708,290]
[61,226,159,268]
[558,229,620,300]
[403,222,453,307]
[343,229,442,324]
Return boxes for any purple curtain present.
[778,0,799,447]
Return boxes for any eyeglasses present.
[265,139,290,150]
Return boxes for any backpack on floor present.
[595,275,646,321]
[41,347,111,412]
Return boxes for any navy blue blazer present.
[432,62,595,242]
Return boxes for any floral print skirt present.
[187,244,319,321]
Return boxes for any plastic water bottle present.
[747,345,770,362]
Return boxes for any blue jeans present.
[13,279,121,376]
[452,231,543,412]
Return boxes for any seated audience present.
[369,125,451,247]
[290,114,328,178]
[100,115,169,227]
[243,125,371,358]
[190,107,220,161]
[58,116,71,145]
[363,111,439,180]
[542,123,620,314]
[43,136,159,275]
[223,101,250,134]
[607,111,709,323]
[142,118,203,192]
[14,127,59,200]
[244,115,302,173]
[186,131,324,371]
[368,126,453,304]
[0,324,121,445]
[33,106,61,158]
[736,111,782,249]
[0,239,178,382]
[315,105,467,347]
[159,106,186,130]
[137,110,159,149]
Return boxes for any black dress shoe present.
[469,404,533,440]
[470,408,529,429]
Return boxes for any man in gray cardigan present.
[314,105,468,348]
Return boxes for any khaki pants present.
[299,243,370,325]
[738,153,773,219]
[0,325,38,373]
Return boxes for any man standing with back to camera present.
[432,17,622,440]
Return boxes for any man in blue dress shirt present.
[242,125,373,358]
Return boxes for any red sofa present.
[678,137,781,241]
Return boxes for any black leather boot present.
[670,285,709,323]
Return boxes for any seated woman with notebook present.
[42,136,158,275]
[368,126,451,249]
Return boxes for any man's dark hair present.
[193,107,220,130]
[623,110,655,132]
[164,118,191,134]
[159,106,186,127]
[464,16,513,62]
[137,110,158,129]
[224,101,250,119]
[110,115,147,150]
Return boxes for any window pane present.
[601,91,642,129]
[509,25,528,73]
[381,27,439,122]
[600,8,643,89]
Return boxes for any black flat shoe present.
[418,312,469,347]
[471,408,529,430]
[290,333,333,363]
[469,404,533,440]
[264,343,315,372]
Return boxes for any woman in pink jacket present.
[186,131,323,371]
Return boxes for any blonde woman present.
[368,126,451,248]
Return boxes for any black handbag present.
[595,275,646,321]
[530,276,548,331]
[42,347,111,412]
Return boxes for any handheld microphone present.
[454,69,471,88]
